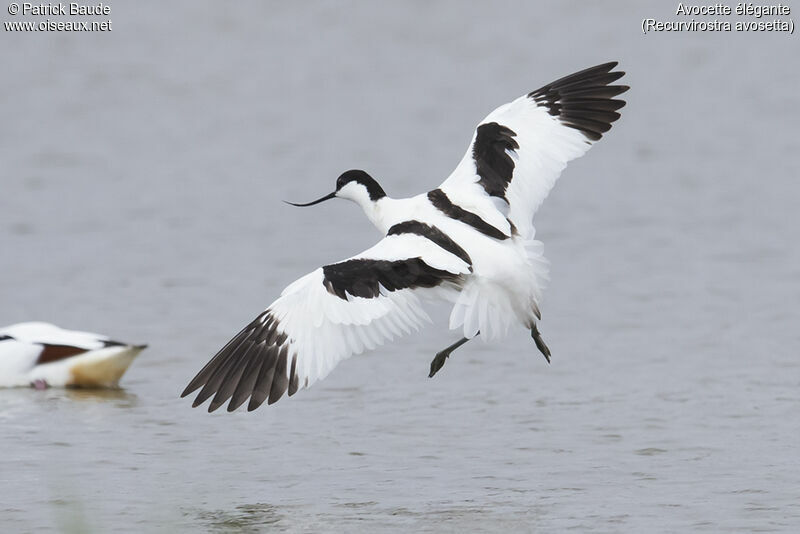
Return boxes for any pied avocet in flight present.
[0,322,146,388]
[183,62,628,412]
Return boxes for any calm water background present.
[1,1,798,532]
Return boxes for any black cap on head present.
[285,169,387,207]
[336,170,386,200]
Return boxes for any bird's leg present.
[531,324,551,363]
[31,379,48,390]
[429,331,479,378]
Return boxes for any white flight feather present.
[266,234,470,389]
[440,94,593,239]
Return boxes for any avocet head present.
[286,170,386,207]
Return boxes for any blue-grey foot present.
[428,334,475,378]
[531,324,551,363]
[429,350,450,378]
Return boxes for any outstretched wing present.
[181,231,471,412]
[439,62,628,239]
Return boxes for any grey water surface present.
[1,1,798,532]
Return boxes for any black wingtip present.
[528,61,629,142]
[208,399,226,412]
[247,393,267,411]
[181,311,303,413]
[181,380,201,399]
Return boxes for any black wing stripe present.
[387,220,473,269]
[427,189,509,240]
[322,256,462,301]
[528,61,628,141]
[472,122,519,202]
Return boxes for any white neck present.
[363,197,395,234]
[337,182,399,234]
[343,194,393,234]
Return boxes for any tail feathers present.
[522,237,549,322]
[449,281,480,338]
[449,238,549,339]
[449,281,515,341]
[523,238,549,289]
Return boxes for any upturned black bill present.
[284,192,337,207]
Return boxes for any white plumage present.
[442,92,592,239]
[0,322,145,388]
[183,62,629,412]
